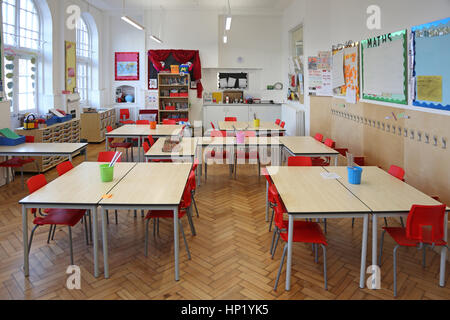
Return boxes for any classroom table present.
[324,166,449,287]
[98,163,192,280]
[19,162,136,278]
[105,125,184,162]
[0,142,89,162]
[279,136,339,166]
[218,121,286,135]
[145,137,199,163]
[266,166,372,291]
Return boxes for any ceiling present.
[86,0,294,13]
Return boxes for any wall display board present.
[115,52,139,81]
[65,41,77,93]
[361,30,408,104]
[412,17,450,111]
[308,52,332,96]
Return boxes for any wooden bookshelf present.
[158,73,190,124]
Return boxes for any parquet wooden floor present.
[0,142,448,300]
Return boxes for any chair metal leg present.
[115,210,118,225]
[84,214,89,245]
[106,210,109,224]
[157,218,160,235]
[352,218,355,228]
[274,244,288,291]
[314,243,318,263]
[393,245,400,297]
[400,217,405,228]
[20,168,24,190]
[47,225,54,244]
[186,206,196,236]
[271,232,280,259]
[422,246,426,268]
[134,210,137,218]
[204,163,207,181]
[192,194,199,218]
[68,226,74,265]
[269,208,275,232]
[379,230,386,265]
[145,219,150,257]
[270,227,278,254]
[88,211,92,243]
[28,225,39,255]
[131,147,134,162]
[153,218,156,237]
[179,219,191,260]
[323,219,327,233]
[141,210,144,218]
[321,244,328,290]
[384,217,388,227]
[51,224,56,240]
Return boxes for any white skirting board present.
[281,103,305,136]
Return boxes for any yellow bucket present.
[253,119,260,128]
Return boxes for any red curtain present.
[148,49,203,98]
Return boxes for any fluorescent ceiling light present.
[225,16,232,31]
[223,35,228,44]
[121,16,145,30]
[150,35,163,44]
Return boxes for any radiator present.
[281,103,305,136]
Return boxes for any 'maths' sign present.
[366,33,393,48]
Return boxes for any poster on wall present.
[65,41,76,93]
[145,90,159,110]
[411,17,450,111]
[332,49,345,89]
[361,29,408,104]
[343,45,360,103]
[115,52,139,81]
[308,54,332,96]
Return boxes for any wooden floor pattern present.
[0,142,448,300]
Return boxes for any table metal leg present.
[440,212,448,286]
[22,205,29,277]
[285,215,294,291]
[360,214,369,288]
[69,155,72,162]
[372,214,378,267]
[92,206,99,278]
[334,155,338,166]
[101,207,109,278]
[173,206,180,281]
[138,137,142,162]
[265,180,269,222]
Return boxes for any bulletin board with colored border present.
[115,52,140,81]
[411,17,450,111]
[332,43,360,102]
[361,30,408,105]
[65,41,76,93]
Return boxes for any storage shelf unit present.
[158,73,190,124]
[80,108,116,143]
[15,119,81,172]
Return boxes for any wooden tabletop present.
[218,121,285,131]
[106,124,183,137]
[266,166,371,214]
[145,137,198,158]
[99,163,192,206]
[324,166,448,213]
[198,137,282,146]
[0,143,88,155]
[280,136,339,156]
[19,162,136,205]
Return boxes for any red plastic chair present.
[97,151,122,163]
[136,120,150,125]
[119,109,135,125]
[162,119,177,125]
[204,130,232,180]
[262,168,281,232]
[26,175,87,265]
[388,165,405,182]
[210,122,216,130]
[144,178,196,258]
[0,136,39,189]
[56,161,74,176]
[314,133,324,142]
[225,117,237,122]
[335,148,348,157]
[144,136,172,163]
[379,204,447,297]
[235,131,260,178]
[312,138,335,166]
[106,125,133,161]
[275,119,281,125]
[280,121,285,128]
[288,156,312,167]
[271,194,328,290]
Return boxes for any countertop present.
[203,103,282,107]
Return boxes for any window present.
[76,17,91,105]
[2,0,40,113]
[290,25,303,57]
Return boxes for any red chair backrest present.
[27,174,47,194]
[388,165,405,181]
[275,119,281,125]
[324,138,335,148]
[280,121,285,128]
[25,136,35,143]
[225,117,237,122]
[243,131,256,137]
[98,151,122,163]
[261,167,273,186]
[406,204,446,244]
[288,156,312,167]
[273,194,287,228]
[192,159,199,172]
[106,125,114,144]
[56,161,74,176]
[210,122,216,130]
[147,135,155,146]
[120,109,130,120]
[211,130,226,137]
[143,141,150,153]
[188,170,196,192]
[354,157,365,166]
[314,133,324,142]
[163,119,177,125]
[136,120,150,125]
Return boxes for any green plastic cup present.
[100,164,114,182]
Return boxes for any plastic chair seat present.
[280,221,327,245]
[236,150,259,160]
[120,120,135,125]
[311,158,329,166]
[33,209,86,227]
[268,185,278,204]
[145,209,186,219]
[149,159,173,163]
[383,227,447,247]
[110,142,133,148]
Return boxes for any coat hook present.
[386,124,391,132]
[433,135,438,146]
[425,133,430,144]
[404,128,408,137]
[417,131,422,142]
[410,129,414,140]
[392,125,396,134]
[442,137,447,149]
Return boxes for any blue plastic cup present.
[347,166,363,185]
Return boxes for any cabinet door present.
[204,106,225,130]
[249,106,281,123]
